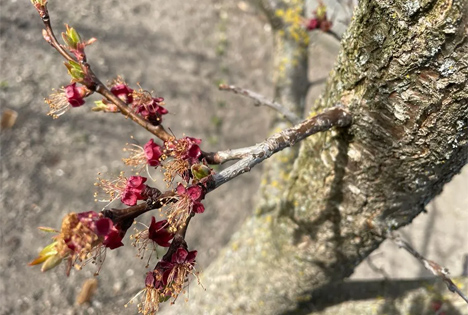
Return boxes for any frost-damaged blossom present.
[123,139,164,169]
[96,174,148,206]
[128,247,198,315]
[132,218,174,261]
[45,83,89,118]
[131,88,168,125]
[166,184,205,231]
[29,211,124,274]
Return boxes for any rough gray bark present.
[165,0,468,313]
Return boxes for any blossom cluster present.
[33,119,210,314]
[46,79,169,123]
[305,2,332,32]
[130,246,198,314]
[31,4,212,314]
[29,211,124,274]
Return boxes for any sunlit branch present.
[207,106,351,189]
[219,84,302,124]
[389,231,468,304]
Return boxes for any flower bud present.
[41,254,63,272]
[191,164,212,180]
[64,60,85,81]
[62,25,82,49]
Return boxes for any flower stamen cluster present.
[166,184,205,232]
[132,218,174,265]
[131,88,168,125]
[95,173,149,206]
[123,139,164,170]
[161,136,202,183]
[45,83,90,118]
[133,247,198,315]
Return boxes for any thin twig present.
[41,6,75,62]
[207,106,352,188]
[327,30,342,42]
[307,77,327,89]
[95,85,172,141]
[389,231,468,304]
[219,84,302,124]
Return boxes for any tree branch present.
[389,232,468,304]
[208,106,351,189]
[219,84,302,124]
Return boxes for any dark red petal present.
[171,247,188,264]
[192,201,205,214]
[121,190,138,206]
[158,260,175,271]
[155,105,168,115]
[102,228,124,249]
[186,250,197,264]
[144,139,162,167]
[127,176,147,187]
[307,18,319,30]
[186,137,201,145]
[111,84,134,104]
[68,98,85,107]
[186,186,203,201]
[65,83,85,107]
[187,144,201,161]
[145,271,156,288]
[64,83,79,98]
[95,217,112,236]
[148,218,173,247]
[176,183,187,195]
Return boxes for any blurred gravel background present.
[1,0,467,314]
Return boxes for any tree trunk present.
[165,0,468,313]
